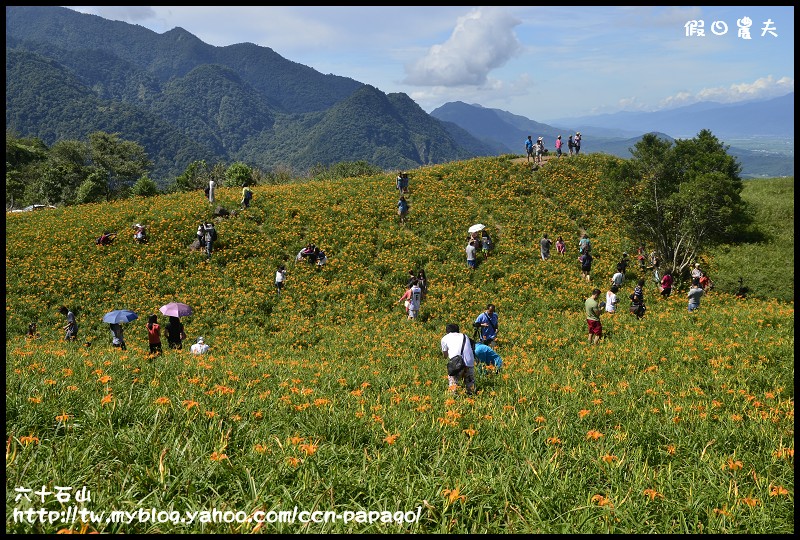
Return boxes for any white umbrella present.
[468,224,486,234]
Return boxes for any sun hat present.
[197,336,204,343]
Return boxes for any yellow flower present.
[601,454,618,463]
[55,412,71,422]
[586,430,604,440]
[100,394,113,406]
[154,397,171,406]
[209,451,228,462]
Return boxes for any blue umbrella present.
[102,309,138,324]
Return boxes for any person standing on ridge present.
[525,136,534,163]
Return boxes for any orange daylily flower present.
[643,488,663,501]
[442,488,466,504]
[383,433,399,445]
[209,451,228,462]
[769,485,789,497]
[20,434,39,445]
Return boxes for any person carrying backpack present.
[201,222,217,259]
[441,323,476,395]
[241,184,253,209]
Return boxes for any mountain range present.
[6,6,793,183]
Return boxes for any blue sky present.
[65,6,794,122]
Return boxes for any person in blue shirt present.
[474,341,503,374]
[525,136,534,163]
[397,196,409,223]
[474,304,498,345]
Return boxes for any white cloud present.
[659,75,794,108]
[404,7,522,87]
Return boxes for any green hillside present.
[5,156,794,533]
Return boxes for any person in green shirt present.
[584,288,604,345]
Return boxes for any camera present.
[472,321,482,328]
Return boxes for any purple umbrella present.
[159,302,193,318]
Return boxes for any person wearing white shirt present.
[610,270,624,288]
[208,179,216,204]
[275,265,286,296]
[466,240,477,270]
[191,336,209,355]
[441,323,476,395]
[606,286,619,313]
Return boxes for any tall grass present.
[5,156,794,533]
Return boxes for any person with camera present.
[473,304,498,345]
[585,288,604,345]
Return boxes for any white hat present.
[694,263,700,267]
[197,336,205,343]
[576,131,581,135]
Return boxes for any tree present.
[87,132,152,200]
[225,162,253,187]
[170,160,211,193]
[6,132,48,207]
[42,140,91,205]
[75,171,108,204]
[130,175,160,197]
[611,130,751,278]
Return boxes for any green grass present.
[706,177,794,302]
[5,157,794,533]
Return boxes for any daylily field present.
[5,155,794,533]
